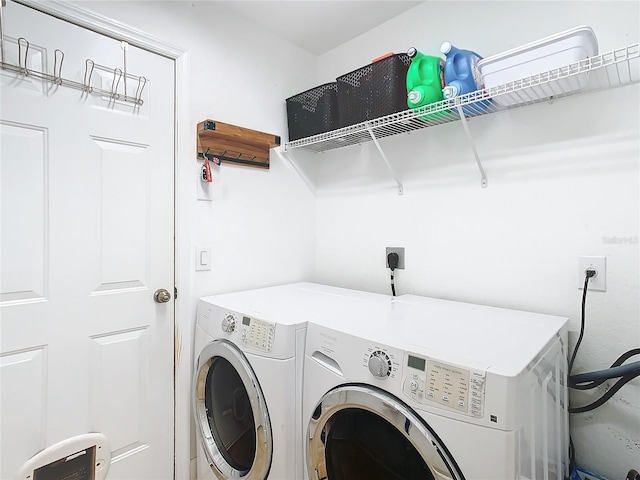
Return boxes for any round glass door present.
[194,340,272,479]
[307,384,465,480]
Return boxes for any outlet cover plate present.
[196,246,212,271]
[197,174,212,201]
[386,247,405,270]
[578,256,606,291]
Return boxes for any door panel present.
[89,328,149,455]
[0,122,48,303]
[0,347,47,461]
[0,2,175,479]
[92,137,150,292]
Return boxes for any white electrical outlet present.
[578,256,606,291]
[386,247,405,270]
[197,174,213,201]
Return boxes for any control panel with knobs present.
[368,350,392,378]
[221,314,236,333]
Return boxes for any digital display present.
[242,316,251,326]
[407,355,426,371]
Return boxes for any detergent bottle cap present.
[443,84,459,99]
[440,42,452,55]
[408,89,423,104]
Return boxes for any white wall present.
[70,1,639,478]
[72,1,317,477]
[313,2,639,479]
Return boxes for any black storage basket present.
[336,53,411,128]
[286,82,339,141]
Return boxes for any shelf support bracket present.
[276,147,316,196]
[366,126,403,196]
[456,105,488,188]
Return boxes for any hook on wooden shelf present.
[197,150,271,168]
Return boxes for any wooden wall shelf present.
[197,120,281,169]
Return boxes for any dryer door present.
[307,384,465,480]
[194,340,272,479]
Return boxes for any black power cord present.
[567,271,595,474]
[569,436,575,477]
[568,270,640,414]
[387,252,399,296]
[568,270,596,375]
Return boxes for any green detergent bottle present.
[406,47,447,118]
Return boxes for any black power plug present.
[387,252,399,271]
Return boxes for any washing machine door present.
[194,340,272,479]
[307,384,465,480]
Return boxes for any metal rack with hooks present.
[0,6,147,105]
[283,43,640,195]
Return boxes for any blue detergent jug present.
[440,42,490,115]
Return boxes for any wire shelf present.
[285,43,640,153]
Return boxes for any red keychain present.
[202,158,212,183]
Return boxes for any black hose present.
[614,348,640,366]
[570,349,640,390]
[570,361,640,388]
[569,370,640,413]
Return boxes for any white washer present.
[193,282,391,480]
[303,294,570,480]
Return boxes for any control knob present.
[221,314,236,333]
[368,351,391,378]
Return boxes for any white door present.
[0,2,175,479]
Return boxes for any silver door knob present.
[154,288,171,303]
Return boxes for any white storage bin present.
[478,26,598,106]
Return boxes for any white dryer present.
[303,294,569,480]
[193,282,391,480]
